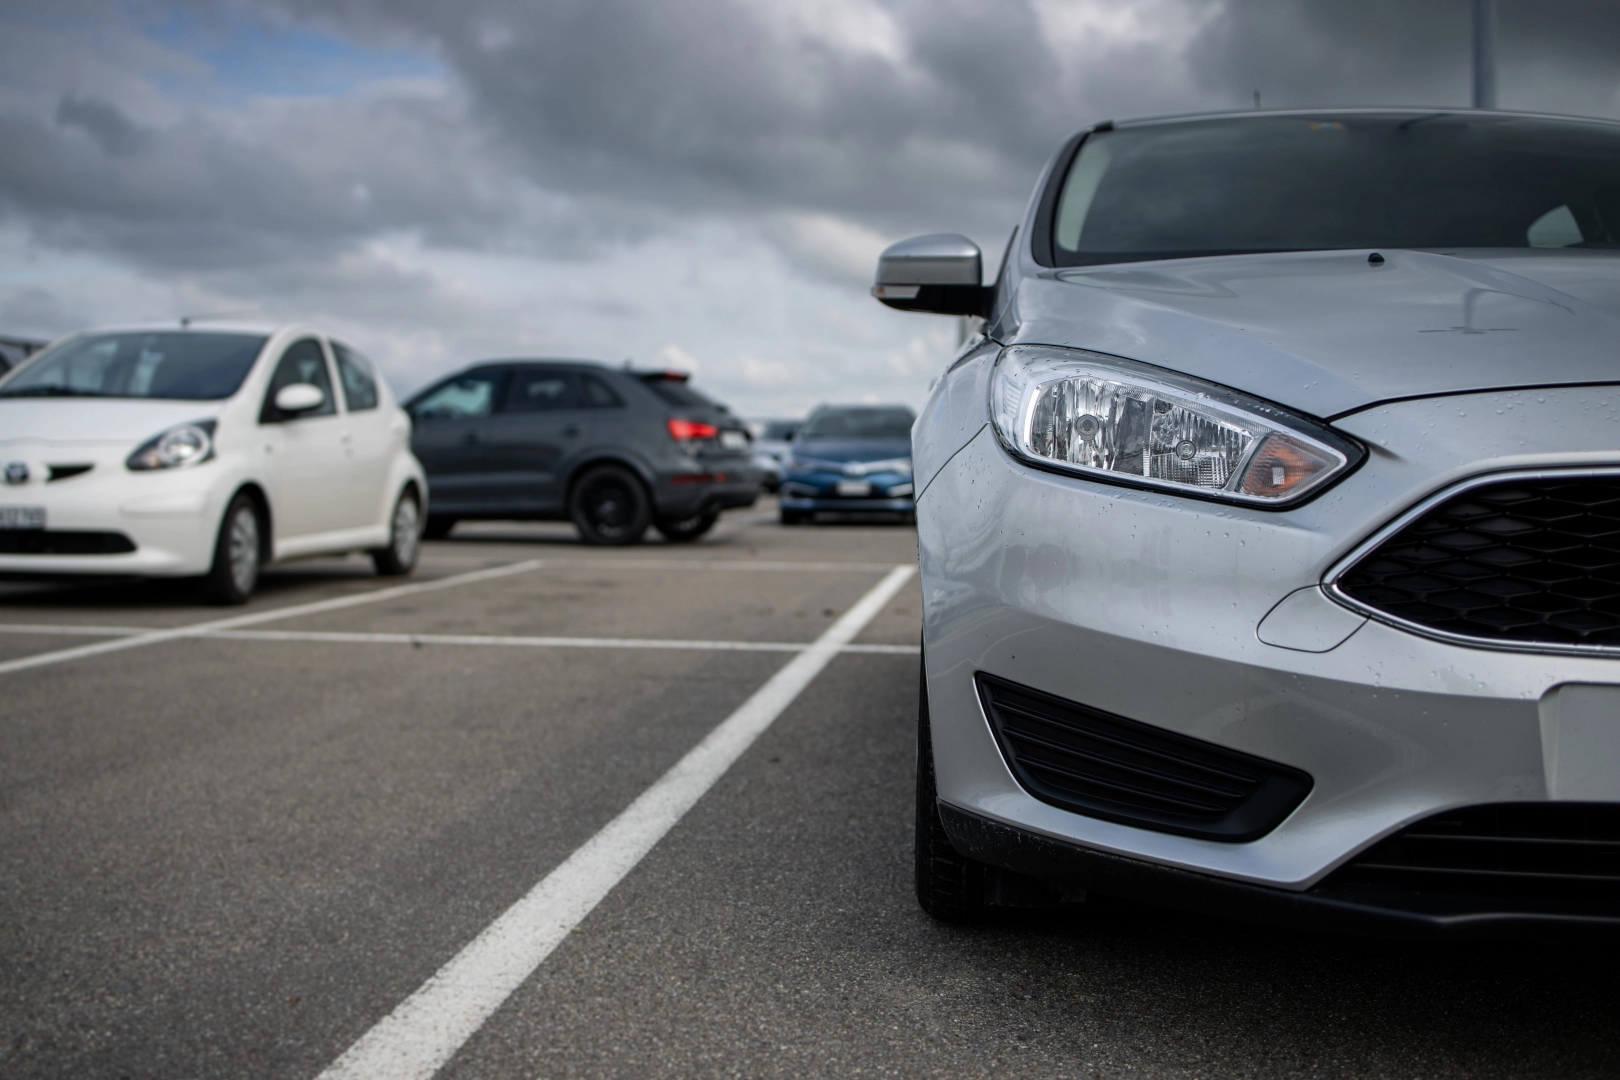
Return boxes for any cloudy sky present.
[3,0,1619,416]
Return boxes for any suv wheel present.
[916,657,988,923]
[570,464,651,546]
[655,508,719,543]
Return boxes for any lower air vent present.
[976,674,1312,842]
[0,530,136,555]
[1320,803,1620,911]
[47,464,93,482]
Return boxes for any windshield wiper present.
[0,386,109,398]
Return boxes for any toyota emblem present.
[2,461,27,486]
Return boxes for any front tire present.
[569,465,651,546]
[655,508,719,543]
[916,657,988,923]
[372,489,421,576]
[202,492,261,605]
[779,509,809,525]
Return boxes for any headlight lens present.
[991,345,1359,506]
[127,421,216,471]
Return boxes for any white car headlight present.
[127,421,216,471]
[991,345,1359,506]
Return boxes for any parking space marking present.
[0,623,918,654]
[316,565,916,1080]
[418,556,906,572]
[0,559,544,678]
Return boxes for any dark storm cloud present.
[4,0,1620,278]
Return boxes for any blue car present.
[778,405,916,524]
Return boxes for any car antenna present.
[178,310,256,328]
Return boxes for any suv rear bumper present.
[652,468,760,517]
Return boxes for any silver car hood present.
[1011,248,1620,419]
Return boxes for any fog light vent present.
[977,674,1312,842]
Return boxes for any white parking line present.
[0,624,919,655]
[316,564,917,1080]
[0,560,544,678]
[418,555,907,572]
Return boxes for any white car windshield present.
[0,332,267,400]
[1053,113,1620,265]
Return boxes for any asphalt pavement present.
[2,501,1619,1079]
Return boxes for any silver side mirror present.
[871,233,992,317]
[275,383,325,413]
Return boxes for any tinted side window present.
[410,370,505,420]
[581,374,624,408]
[508,370,580,412]
[332,342,380,411]
[260,338,336,422]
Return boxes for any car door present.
[406,369,507,511]
[259,336,347,541]
[330,340,399,531]
[480,368,591,512]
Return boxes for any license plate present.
[0,506,45,530]
[720,430,748,450]
[836,481,871,497]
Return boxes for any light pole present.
[1472,0,1497,109]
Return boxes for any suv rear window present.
[639,375,719,409]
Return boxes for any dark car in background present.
[406,361,759,544]
[778,405,916,524]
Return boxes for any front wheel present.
[655,508,719,543]
[779,509,809,526]
[372,489,421,576]
[916,658,989,923]
[569,465,651,546]
[201,492,261,605]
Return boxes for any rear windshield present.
[799,408,915,439]
[1052,113,1620,265]
[0,332,266,400]
[640,376,724,410]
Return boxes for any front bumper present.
[918,384,1620,925]
[779,469,915,513]
[0,455,228,577]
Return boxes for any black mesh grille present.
[976,674,1312,842]
[1339,475,1620,648]
[1320,803,1620,912]
[0,530,136,555]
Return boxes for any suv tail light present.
[667,418,720,442]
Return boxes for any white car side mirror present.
[275,383,325,413]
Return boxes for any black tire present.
[372,489,422,576]
[779,509,809,525]
[916,657,988,923]
[569,464,651,546]
[423,516,457,541]
[655,508,719,543]
[201,492,262,605]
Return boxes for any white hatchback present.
[0,323,428,603]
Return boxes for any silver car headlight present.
[127,420,216,471]
[991,345,1360,506]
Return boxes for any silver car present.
[882,109,1620,937]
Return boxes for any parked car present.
[751,419,798,492]
[884,109,1620,937]
[0,323,426,603]
[777,406,915,524]
[405,361,759,545]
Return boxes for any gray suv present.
[406,361,760,544]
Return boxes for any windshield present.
[799,407,914,440]
[0,332,267,400]
[1052,113,1620,266]
[761,421,798,440]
